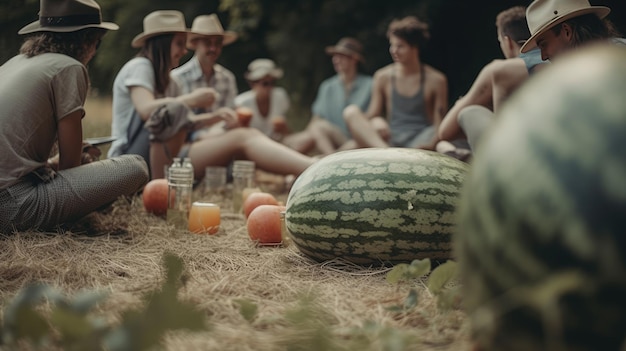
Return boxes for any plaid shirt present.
[171,56,238,114]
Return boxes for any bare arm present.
[56,111,84,170]
[365,69,388,119]
[420,73,449,150]
[438,60,500,141]
[130,86,218,122]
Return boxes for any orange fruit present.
[247,205,286,245]
[142,179,169,217]
[243,192,279,218]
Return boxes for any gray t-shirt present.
[0,53,88,189]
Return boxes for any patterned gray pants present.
[0,155,149,234]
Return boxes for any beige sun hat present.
[187,14,238,49]
[520,0,610,53]
[131,10,190,48]
[244,59,284,81]
[325,37,365,62]
[18,0,118,35]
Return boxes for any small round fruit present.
[142,179,169,217]
[247,205,286,245]
[243,192,279,219]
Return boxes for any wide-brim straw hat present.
[244,58,284,81]
[187,14,238,49]
[18,0,118,35]
[520,0,610,53]
[325,37,365,62]
[131,10,190,48]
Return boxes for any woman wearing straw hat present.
[108,10,219,163]
[0,0,149,234]
[235,59,291,140]
[112,10,315,181]
[521,0,624,61]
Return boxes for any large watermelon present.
[285,147,469,265]
[456,45,626,351]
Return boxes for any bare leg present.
[308,118,348,155]
[343,105,388,148]
[188,128,315,178]
[282,130,316,154]
[457,105,494,151]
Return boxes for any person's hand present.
[81,142,101,164]
[271,116,289,134]
[184,87,219,109]
[217,107,239,129]
[370,116,391,142]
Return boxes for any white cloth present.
[234,87,290,136]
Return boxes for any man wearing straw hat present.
[520,0,625,61]
[171,14,239,141]
[282,37,373,155]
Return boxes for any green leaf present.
[50,308,93,343]
[105,252,207,351]
[427,261,458,295]
[234,299,258,323]
[402,289,419,310]
[6,306,50,345]
[385,263,409,284]
[68,290,109,315]
[408,258,431,279]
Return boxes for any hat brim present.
[325,46,364,62]
[18,21,119,35]
[187,31,238,50]
[131,29,191,48]
[245,68,284,81]
[520,6,610,53]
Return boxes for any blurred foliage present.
[386,259,462,311]
[1,0,625,130]
[0,252,207,350]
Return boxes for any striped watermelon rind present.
[285,148,469,265]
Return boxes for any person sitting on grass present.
[235,59,291,141]
[0,0,149,234]
[282,37,373,155]
[342,16,448,151]
[437,5,547,153]
[111,10,316,181]
[170,14,240,142]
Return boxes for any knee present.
[458,105,491,123]
[342,104,362,124]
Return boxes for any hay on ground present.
[0,189,469,350]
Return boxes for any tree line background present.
[2,0,625,129]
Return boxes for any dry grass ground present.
[0,96,471,350]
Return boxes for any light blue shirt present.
[312,74,372,136]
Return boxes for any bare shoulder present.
[424,64,447,85]
[373,64,394,82]
[489,58,525,73]
[490,58,529,81]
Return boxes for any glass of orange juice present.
[188,201,220,234]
